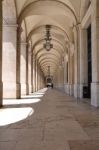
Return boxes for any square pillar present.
[31,54,33,93]
[33,57,36,92]
[57,66,64,91]
[20,42,27,96]
[0,1,3,106]
[28,52,32,94]
[35,60,38,91]
[68,44,74,96]
[3,24,19,98]
[73,26,80,98]
[91,1,99,106]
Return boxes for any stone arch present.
[80,0,91,20]
[18,0,78,24]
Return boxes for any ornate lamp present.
[44,25,53,51]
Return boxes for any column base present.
[0,82,3,107]
[91,82,99,107]
[3,82,21,99]
[54,86,64,92]
[74,84,80,98]
[32,84,35,93]
[57,86,64,92]
[26,83,29,95]
[79,84,84,98]
[64,84,70,95]
[31,85,33,93]
[16,83,21,99]
[69,84,74,96]
[31,85,33,92]
[29,84,32,94]
[64,84,67,93]
[21,83,27,96]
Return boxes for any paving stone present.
[0,89,99,150]
[69,140,99,150]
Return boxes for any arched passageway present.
[0,0,99,106]
[1,0,99,149]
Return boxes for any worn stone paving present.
[0,88,99,150]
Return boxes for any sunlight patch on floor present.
[21,94,44,98]
[1,88,48,126]
[0,107,34,126]
[3,98,41,105]
[3,88,48,106]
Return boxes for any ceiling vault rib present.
[18,0,78,24]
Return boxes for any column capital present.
[72,23,82,32]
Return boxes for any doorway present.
[87,25,92,98]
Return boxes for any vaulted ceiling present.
[4,0,89,77]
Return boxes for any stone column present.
[31,54,33,93]
[79,28,88,98]
[28,50,32,94]
[3,24,19,98]
[67,48,70,95]
[41,71,44,89]
[38,68,40,90]
[37,67,39,91]
[26,44,29,95]
[0,0,3,106]
[71,55,75,96]
[68,47,74,96]
[91,0,99,106]
[40,69,42,89]
[33,57,36,92]
[20,42,27,96]
[73,26,80,98]
[35,60,38,91]
[39,69,41,90]
[40,73,42,89]
[57,66,64,91]
[54,71,58,88]
[39,70,41,89]
[41,73,42,89]
[64,55,68,94]
[64,56,66,92]
[69,45,74,96]
[16,27,21,99]
[37,65,39,91]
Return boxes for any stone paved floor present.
[0,88,99,150]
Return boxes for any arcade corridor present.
[0,0,99,149]
[0,88,99,150]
